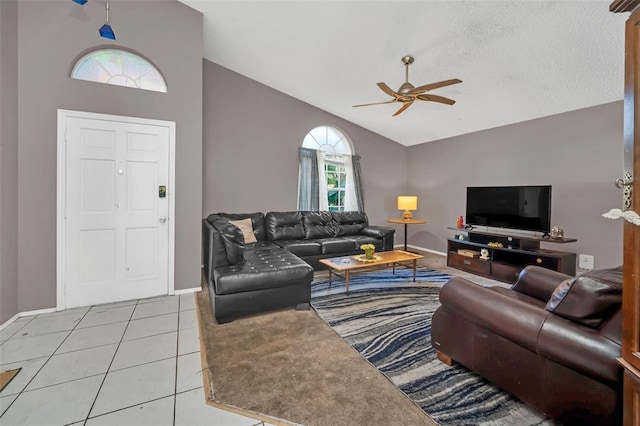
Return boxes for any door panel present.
[126,228,157,280]
[80,229,116,284]
[81,159,115,213]
[127,161,157,212]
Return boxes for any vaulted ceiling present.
[180,1,626,146]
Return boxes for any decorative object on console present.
[550,226,564,238]
[457,249,479,258]
[480,248,489,260]
[398,196,418,219]
[456,215,464,229]
[487,242,504,248]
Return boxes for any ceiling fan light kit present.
[353,55,461,116]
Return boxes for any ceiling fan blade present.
[377,82,399,97]
[408,78,462,94]
[352,100,397,108]
[392,101,413,116]
[417,94,456,105]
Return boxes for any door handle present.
[159,217,167,223]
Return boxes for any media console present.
[447,227,577,283]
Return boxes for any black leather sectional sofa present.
[202,211,395,323]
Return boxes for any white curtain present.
[317,151,329,210]
[342,154,359,211]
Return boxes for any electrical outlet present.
[578,254,595,270]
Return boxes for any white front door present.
[58,111,175,308]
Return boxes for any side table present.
[387,218,426,251]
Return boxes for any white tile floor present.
[0,293,272,426]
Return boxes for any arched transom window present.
[302,126,353,155]
[71,48,167,93]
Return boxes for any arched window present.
[299,126,363,212]
[71,48,167,93]
[302,126,353,156]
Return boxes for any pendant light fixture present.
[98,0,116,40]
[70,0,116,40]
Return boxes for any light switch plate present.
[578,254,594,270]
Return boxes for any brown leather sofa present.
[431,265,623,425]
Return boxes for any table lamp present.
[398,196,418,220]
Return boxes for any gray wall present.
[202,60,407,228]
[0,0,19,323]
[15,0,203,313]
[406,101,624,269]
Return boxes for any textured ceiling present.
[180,0,627,146]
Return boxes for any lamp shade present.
[398,196,418,211]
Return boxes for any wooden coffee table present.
[319,250,424,293]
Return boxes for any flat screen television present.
[465,185,552,233]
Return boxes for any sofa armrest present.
[538,314,622,385]
[439,276,551,352]
[202,219,216,285]
[511,265,572,303]
[360,225,395,238]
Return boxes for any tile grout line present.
[173,295,182,426]
[1,295,201,425]
[0,316,36,345]
[83,299,140,424]
[0,307,94,419]
[79,296,184,423]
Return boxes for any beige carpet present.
[195,286,437,426]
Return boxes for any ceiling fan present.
[353,55,462,117]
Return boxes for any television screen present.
[465,186,552,233]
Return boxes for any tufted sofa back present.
[266,211,306,241]
[302,211,336,239]
[332,211,368,236]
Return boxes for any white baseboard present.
[0,307,58,330]
[0,313,20,331]
[174,287,201,295]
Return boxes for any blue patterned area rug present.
[311,268,552,426]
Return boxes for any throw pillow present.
[545,267,623,328]
[229,218,258,244]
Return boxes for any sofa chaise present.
[202,210,395,323]
[431,265,623,425]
